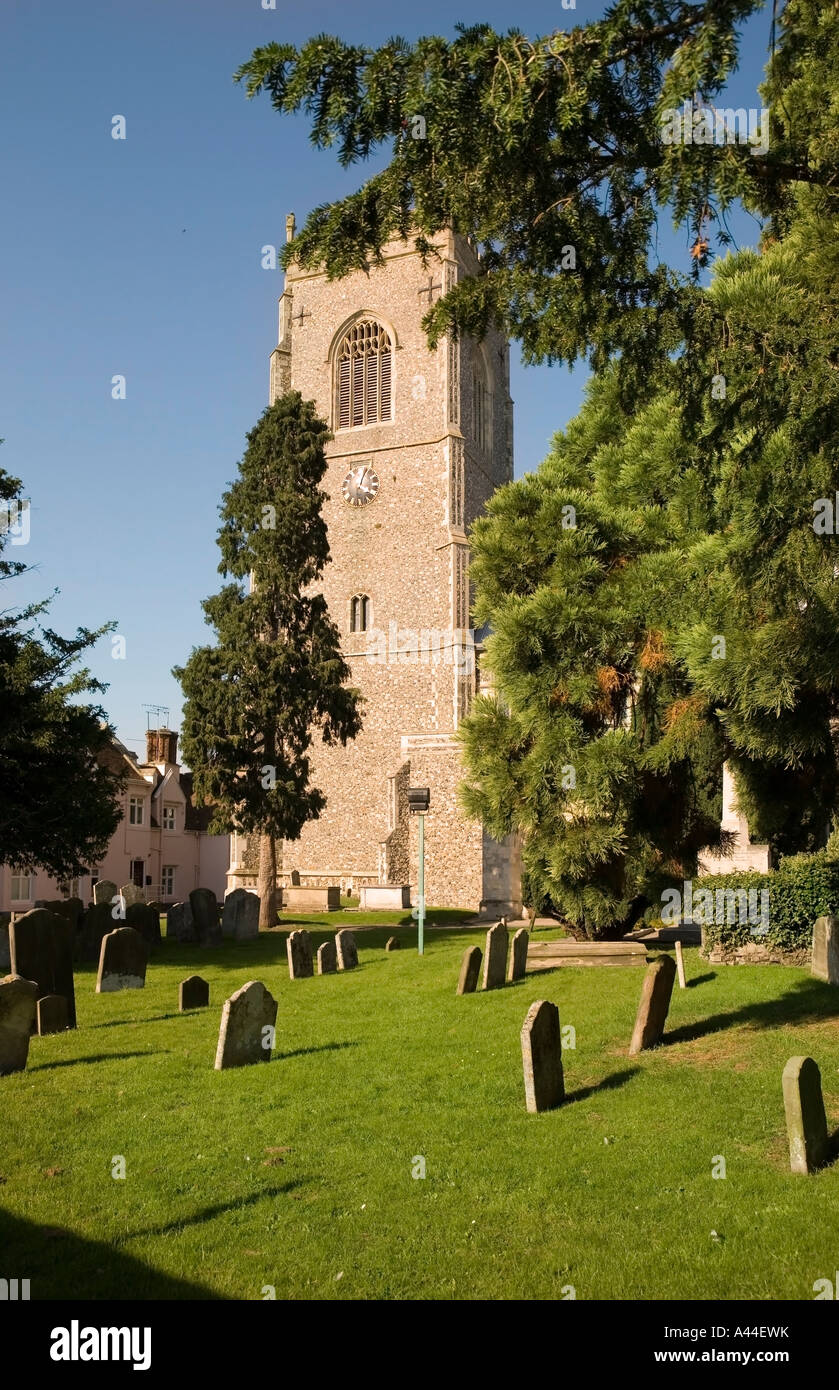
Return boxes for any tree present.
[459,368,726,935]
[0,456,124,880]
[460,179,839,933]
[175,393,362,926]
[234,0,839,399]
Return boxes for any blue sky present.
[0,0,771,754]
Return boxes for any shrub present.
[697,852,839,953]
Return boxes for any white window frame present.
[161,865,176,897]
[128,796,145,826]
[162,805,176,831]
[10,873,33,902]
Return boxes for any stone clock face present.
[342,464,380,508]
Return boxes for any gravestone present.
[812,916,839,985]
[119,883,145,908]
[290,869,301,886]
[335,929,358,971]
[287,930,314,980]
[126,903,161,951]
[628,954,677,1054]
[482,921,508,990]
[783,1055,829,1174]
[285,885,340,911]
[675,940,687,989]
[10,908,76,1028]
[317,940,337,975]
[456,945,482,996]
[507,928,529,982]
[0,975,38,1075]
[221,889,260,942]
[96,927,148,993]
[385,936,400,952]
[0,921,10,972]
[77,902,115,963]
[361,885,411,910]
[167,900,197,944]
[189,889,222,947]
[37,994,68,1035]
[179,975,209,1011]
[93,879,117,908]
[214,980,277,1070]
[521,1000,565,1113]
[45,898,85,936]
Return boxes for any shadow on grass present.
[665,977,839,1046]
[686,973,716,989]
[273,1041,359,1062]
[0,1208,224,1299]
[29,1050,170,1071]
[86,1014,183,1030]
[127,1182,306,1240]
[565,1067,640,1105]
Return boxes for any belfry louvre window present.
[337,321,393,428]
[350,595,371,633]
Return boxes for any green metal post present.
[418,812,425,955]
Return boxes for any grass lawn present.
[277,906,477,929]
[3,924,839,1301]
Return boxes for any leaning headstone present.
[10,908,76,1028]
[628,954,677,1054]
[221,889,260,942]
[0,975,38,1075]
[126,903,162,951]
[37,994,68,1035]
[290,869,301,886]
[507,928,529,982]
[675,940,687,989]
[287,929,314,980]
[167,900,197,944]
[812,916,839,985]
[482,921,508,990]
[214,980,277,1070]
[317,940,337,975]
[119,883,145,908]
[179,975,209,1011]
[335,929,358,971]
[783,1056,829,1175]
[521,1000,565,1113]
[385,936,400,952]
[93,879,117,907]
[189,889,223,947]
[77,902,115,963]
[96,927,148,993]
[456,946,482,996]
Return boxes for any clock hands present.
[342,464,378,505]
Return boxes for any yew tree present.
[175,393,362,926]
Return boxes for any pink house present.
[0,728,230,913]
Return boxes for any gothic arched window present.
[336,320,393,429]
[350,594,371,633]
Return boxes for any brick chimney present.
[145,728,178,766]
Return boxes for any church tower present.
[231,222,521,915]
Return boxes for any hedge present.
[696,852,839,953]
